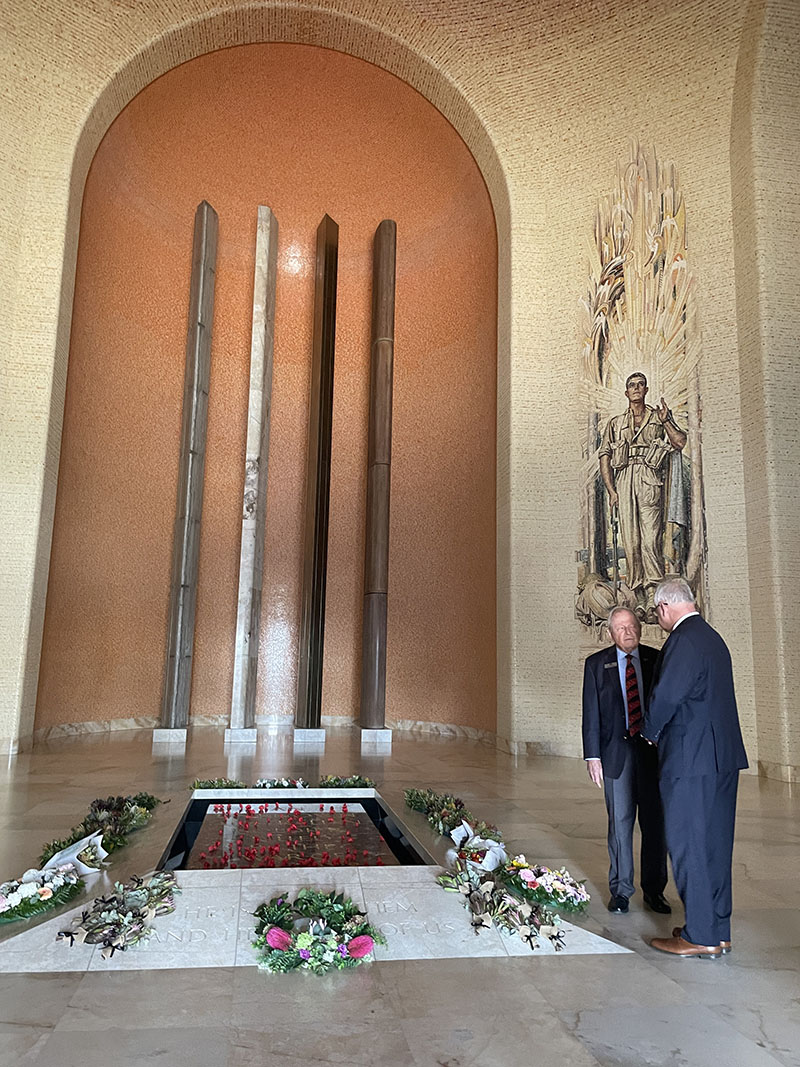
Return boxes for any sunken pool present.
[158,790,435,871]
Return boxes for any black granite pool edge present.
[157,789,440,871]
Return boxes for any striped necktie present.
[626,654,642,737]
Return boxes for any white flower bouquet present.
[43,831,109,875]
[255,778,310,789]
[0,864,84,923]
[447,820,508,873]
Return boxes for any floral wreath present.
[253,888,386,974]
[57,871,179,958]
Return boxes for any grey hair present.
[607,605,641,633]
[653,577,695,606]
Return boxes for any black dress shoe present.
[643,892,672,914]
[607,895,629,913]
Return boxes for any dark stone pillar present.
[296,215,339,731]
[360,220,396,731]
[157,201,218,739]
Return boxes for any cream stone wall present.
[1,0,798,778]
[732,0,800,783]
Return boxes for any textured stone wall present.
[732,0,800,782]
[1,0,798,778]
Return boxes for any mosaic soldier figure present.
[599,373,686,614]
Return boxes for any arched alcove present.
[34,42,500,737]
[17,0,790,773]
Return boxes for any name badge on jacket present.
[604,662,617,669]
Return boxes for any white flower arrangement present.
[254,777,310,789]
[0,864,83,923]
[446,820,508,873]
[43,831,109,875]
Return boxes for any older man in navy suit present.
[646,577,748,959]
[582,606,669,915]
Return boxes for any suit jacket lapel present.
[603,645,625,714]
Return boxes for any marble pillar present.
[155,201,218,743]
[360,220,396,737]
[296,215,339,733]
[226,206,279,744]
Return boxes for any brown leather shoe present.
[651,934,720,959]
[672,926,731,953]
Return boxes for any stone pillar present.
[226,206,279,744]
[295,214,339,742]
[154,201,218,745]
[360,220,396,746]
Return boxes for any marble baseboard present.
[254,714,294,727]
[494,735,524,756]
[31,716,500,752]
[250,716,356,731]
[494,737,583,758]
[0,734,30,756]
[387,718,498,747]
[758,759,800,784]
[33,717,159,743]
[322,716,360,732]
[25,716,571,765]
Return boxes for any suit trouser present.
[603,737,667,899]
[659,771,739,946]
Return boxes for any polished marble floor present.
[1,726,798,1066]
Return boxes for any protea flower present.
[346,935,374,959]
[265,926,292,951]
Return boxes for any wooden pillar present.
[227,206,279,742]
[157,201,218,739]
[360,220,397,731]
[295,215,339,731]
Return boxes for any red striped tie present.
[626,654,642,737]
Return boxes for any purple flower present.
[298,949,311,960]
[337,944,348,957]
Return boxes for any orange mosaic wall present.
[34,43,497,734]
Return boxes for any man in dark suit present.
[582,606,670,915]
[646,577,748,959]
